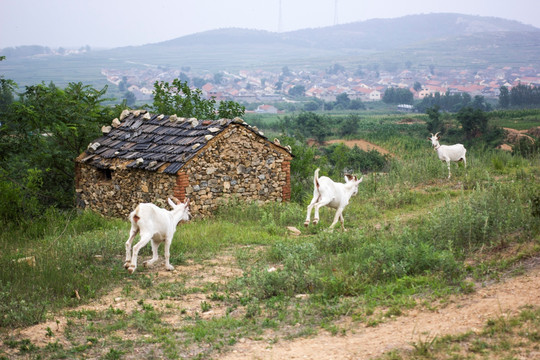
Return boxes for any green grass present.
[1,113,539,359]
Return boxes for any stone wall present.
[76,124,292,219]
[75,164,177,218]
[179,125,292,216]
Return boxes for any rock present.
[287,226,302,236]
[119,109,130,121]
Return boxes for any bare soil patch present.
[324,139,392,156]
[3,251,540,359]
[221,258,540,360]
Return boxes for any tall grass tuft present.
[0,210,127,327]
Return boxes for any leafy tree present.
[284,112,329,143]
[0,82,116,219]
[509,84,540,107]
[192,77,206,88]
[348,99,365,110]
[178,72,190,83]
[498,86,510,108]
[288,85,305,98]
[425,105,443,134]
[326,63,345,75]
[335,93,351,109]
[152,79,244,120]
[124,91,136,106]
[413,81,422,92]
[281,66,291,77]
[118,76,127,92]
[456,106,488,139]
[383,87,413,104]
[339,114,359,137]
[0,56,16,113]
[304,101,320,111]
[213,72,224,85]
[217,100,245,119]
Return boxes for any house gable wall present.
[180,124,291,215]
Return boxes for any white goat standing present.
[304,168,363,231]
[428,132,467,179]
[124,197,190,274]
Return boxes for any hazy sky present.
[1,0,539,49]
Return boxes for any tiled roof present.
[78,110,290,174]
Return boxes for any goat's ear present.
[167,197,176,208]
[344,174,354,182]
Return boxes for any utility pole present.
[333,0,338,26]
[278,0,283,32]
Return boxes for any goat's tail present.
[129,205,141,223]
[314,168,320,189]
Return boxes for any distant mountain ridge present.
[1,13,539,86]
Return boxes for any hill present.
[1,13,539,87]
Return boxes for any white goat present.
[124,197,190,274]
[428,132,467,179]
[304,168,363,231]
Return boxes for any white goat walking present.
[428,132,467,179]
[124,197,190,274]
[304,168,363,231]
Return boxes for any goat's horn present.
[434,132,440,137]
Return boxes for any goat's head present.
[428,132,441,148]
[168,197,191,222]
[344,174,364,196]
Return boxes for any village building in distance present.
[102,65,540,106]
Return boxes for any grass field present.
[1,113,539,359]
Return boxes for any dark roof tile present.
[79,111,290,173]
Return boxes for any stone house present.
[75,109,293,218]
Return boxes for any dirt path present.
[3,255,540,359]
[222,258,540,360]
[324,139,392,156]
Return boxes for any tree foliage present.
[425,105,443,134]
[0,81,117,221]
[382,87,413,104]
[416,91,491,113]
[152,79,245,120]
[508,84,540,108]
[288,85,306,98]
[456,106,489,139]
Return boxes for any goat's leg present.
[163,237,174,271]
[124,226,139,268]
[143,239,160,268]
[313,198,332,225]
[446,161,451,179]
[304,196,318,227]
[128,235,151,274]
[329,207,344,230]
[462,156,467,168]
[339,212,346,232]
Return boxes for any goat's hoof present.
[123,261,131,269]
[312,220,319,225]
[165,265,174,271]
[303,221,309,228]
[128,266,136,274]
